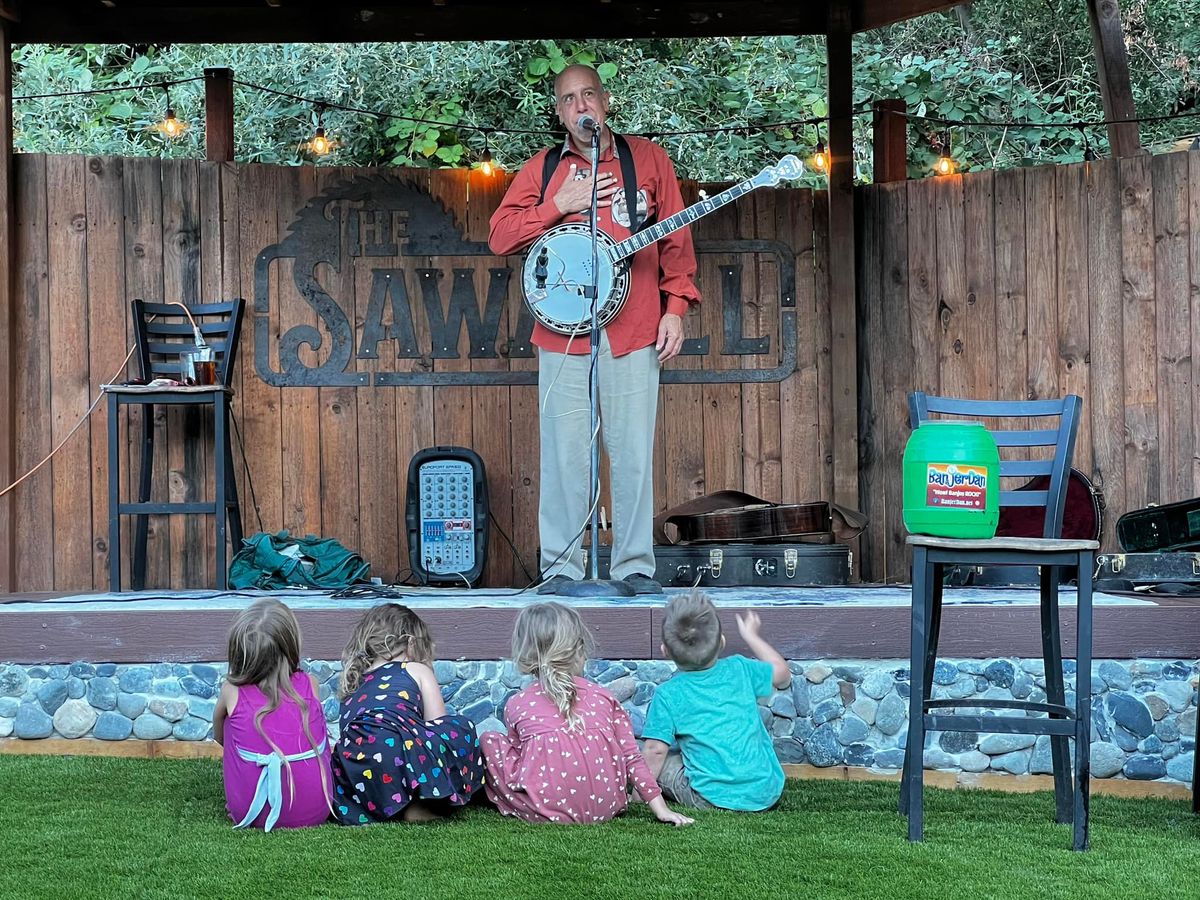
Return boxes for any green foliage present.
[9,3,1199,183]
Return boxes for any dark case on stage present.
[1096,551,1200,586]
[589,542,851,588]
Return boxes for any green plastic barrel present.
[902,420,1001,538]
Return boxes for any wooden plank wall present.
[857,151,1200,583]
[7,156,830,591]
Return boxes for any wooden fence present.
[9,150,1199,590]
[857,152,1200,582]
[8,156,832,591]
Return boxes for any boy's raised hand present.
[735,610,762,641]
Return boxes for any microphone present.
[576,114,601,132]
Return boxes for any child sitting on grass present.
[333,603,485,824]
[481,601,693,826]
[213,598,333,831]
[641,592,792,811]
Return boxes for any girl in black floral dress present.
[334,604,484,824]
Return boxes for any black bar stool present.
[104,299,244,590]
[899,392,1097,851]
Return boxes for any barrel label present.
[925,463,987,509]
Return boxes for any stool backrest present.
[907,393,1082,539]
[132,299,244,387]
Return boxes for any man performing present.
[489,64,701,595]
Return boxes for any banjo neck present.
[607,156,802,263]
[609,179,755,263]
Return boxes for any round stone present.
[190,664,220,684]
[849,696,877,725]
[773,737,806,764]
[1166,752,1194,783]
[933,660,958,685]
[14,702,53,739]
[606,676,637,703]
[923,748,956,770]
[172,716,211,741]
[87,677,118,711]
[36,680,69,715]
[186,697,217,721]
[1158,680,1195,713]
[117,693,147,719]
[1029,735,1054,775]
[860,669,893,700]
[322,697,339,722]
[983,660,1015,688]
[0,668,29,697]
[148,697,189,723]
[1123,754,1167,780]
[637,661,673,684]
[0,696,20,718]
[837,716,869,746]
[843,743,874,766]
[873,747,905,769]
[476,716,505,735]
[93,712,133,741]
[805,664,833,683]
[938,730,978,755]
[809,678,841,705]
[1144,693,1170,721]
[180,676,215,699]
[791,681,812,717]
[812,698,843,726]
[0,718,12,738]
[1098,661,1132,692]
[807,723,842,767]
[978,732,1036,755]
[990,749,1032,774]
[66,677,86,699]
[770,694,796,719]
[628,706,646,738]
[52,699,97,738]
[117,666,153,694]
[132,713,173,740]
[1090,741,1126,778]
[876,693,906,736]
[1105,692,1153,739]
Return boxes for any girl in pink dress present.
[481,601,693,826]
[213,598,333,831]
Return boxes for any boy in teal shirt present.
[642,592,791,810]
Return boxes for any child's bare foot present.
[401,802,443,822]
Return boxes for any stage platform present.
[2,584,1197,664]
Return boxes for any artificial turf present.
[3,755,1198,899]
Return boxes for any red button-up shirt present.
[489,132,701,357]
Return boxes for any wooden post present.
[826,1,859,512]
[872,99,907,184]
[205,67,235,163]
[0,18,15,590]
[1086,0,1141,157]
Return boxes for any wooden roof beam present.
[1086,0,1141,157]
[852,0,964,32]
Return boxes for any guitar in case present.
[956,468,1104,586]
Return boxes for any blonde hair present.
[339,603,435,699]
[511,602,593,728]
[225,598,330,810]
[662,590,723,670]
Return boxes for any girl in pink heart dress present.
[333,604,484,824]
[481,601,693,826]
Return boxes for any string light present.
[811,124,829,175]
[479,130,494,176]
[152,84,188,139]
[304,104,337,157]
[1081,127,1098,162]
[934,129,956,175]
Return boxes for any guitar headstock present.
[754,155,805,187]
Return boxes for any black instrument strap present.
[537,133,646,233]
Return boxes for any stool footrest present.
[925,698,1072,717]
[118,501,224,515]
[926,714,1077,735]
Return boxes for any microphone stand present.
[559,121,634,599]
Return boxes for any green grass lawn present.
[3,755,1198,899]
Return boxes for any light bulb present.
[935,154,955,175]
[309,127,332,156]
[481,149,494,176]
[155,108,187,138]
[812,140,829,174]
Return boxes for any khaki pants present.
[537,334,660,581]
[657,750,713,810]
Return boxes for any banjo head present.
[523,223,630,335]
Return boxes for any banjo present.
[522,155,805,335]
